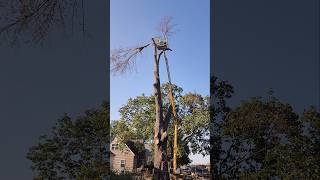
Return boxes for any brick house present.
[110,138,152,173]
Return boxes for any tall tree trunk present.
[152,39,169,180]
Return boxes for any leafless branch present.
[157,16,176,40]
[110,43,150,75]
[0,0,85,44]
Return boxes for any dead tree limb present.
[110,43,150,75]
[157,16,176,40]
[0,0,85,44]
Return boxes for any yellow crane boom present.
[163,51,178,178]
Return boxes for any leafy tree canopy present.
[27,102,110,180]
[111,83,210,166]
[210,76,320,179]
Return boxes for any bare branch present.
[110,43,150,75]
[0,0,84,44]
[157,16,176,40]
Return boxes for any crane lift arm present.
[163,51,178,177]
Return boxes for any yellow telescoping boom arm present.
[163,51,178,176]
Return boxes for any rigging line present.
[164,51,172,85]
[164,51,177,120]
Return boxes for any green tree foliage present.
[180,93,210,156]
[26,76,320,179]
[27,102,110,180]
[210,76,234,177]
[210,76,320,179]
[111,83,210,166]
[220,97,300,178]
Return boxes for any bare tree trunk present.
[152,39,169,180]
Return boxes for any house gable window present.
[120,160,126,168]
[111,144,118,150]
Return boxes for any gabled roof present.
[110,138,150,157]
[126,140,144,157]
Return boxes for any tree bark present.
[152,39,170,180]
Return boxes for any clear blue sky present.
[111,0,210,164]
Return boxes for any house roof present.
[111,138,151,156]
[125,140,145,157]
